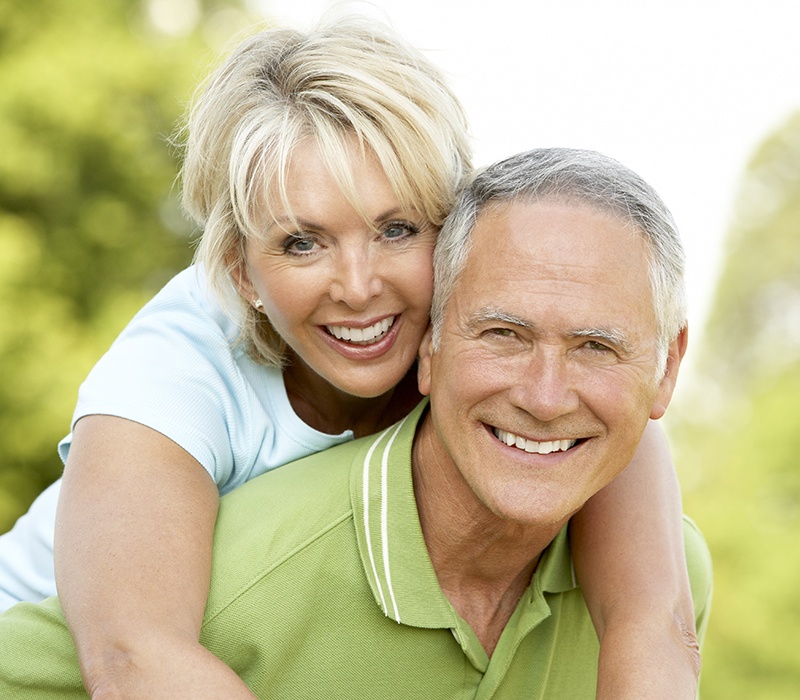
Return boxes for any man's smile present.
[491,427,580,455]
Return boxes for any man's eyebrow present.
[467,311,634,353]
[468,308,533,329]
[572,327,633,353]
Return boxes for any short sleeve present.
[57,268,257,488]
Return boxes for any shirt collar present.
[350,398,579,631]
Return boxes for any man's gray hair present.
[431,148,687,374]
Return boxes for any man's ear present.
[650,326,689,420]
[417,325,434,397]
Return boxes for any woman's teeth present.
[327,316,395,345]
[493,428,577,455]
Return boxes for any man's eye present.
[584,340,612,353]
[486,328,516,338]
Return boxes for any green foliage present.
[670,112,800,698]
[698,111,800,390]
[0,0,256,531]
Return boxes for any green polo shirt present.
[0,400,712,698]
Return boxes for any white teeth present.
[327,316,395,345]
[493,429,577,455]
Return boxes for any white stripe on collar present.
[361,414,411,623]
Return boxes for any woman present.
[0,15,697,699]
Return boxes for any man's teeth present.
[493,429,577,455]
[327,316,395,344]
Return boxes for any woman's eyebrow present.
[266,215,316,231]
[267,206,411,232]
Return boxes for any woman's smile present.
[325,315,396,344]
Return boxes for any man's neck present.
[411,413,564,656]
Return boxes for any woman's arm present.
[56,415,257,700]
[570,420,701,700]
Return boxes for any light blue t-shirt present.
[0,266,353,611]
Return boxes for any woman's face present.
[240,137,436,399]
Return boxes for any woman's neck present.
[282,359,422,438]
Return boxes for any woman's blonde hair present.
[181,16,472,365]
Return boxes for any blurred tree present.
[0,0,258,531]
[671,112,800,699]
[700,111,800,389]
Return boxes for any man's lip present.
[490,426,583,455]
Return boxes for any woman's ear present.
[650,326,689,420]
[228,255,260,310]
[230,262,252,299]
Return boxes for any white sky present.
[255,0,800,361]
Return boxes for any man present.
[0,148,711,698]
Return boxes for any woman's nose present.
[328,246,384,310]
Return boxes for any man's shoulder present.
[216,402,424,532]
[214,435,368,533]
[219,432,374,508]
[203,408,424,627]
[205,435,379,611]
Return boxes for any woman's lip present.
[318,315,402,360]
[324,313,396,330]
[325,315,396,343]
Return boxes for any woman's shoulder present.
[132,265,240,342]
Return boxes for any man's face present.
[418,198,686,529]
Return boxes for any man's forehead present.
[466,199,648,281]
[445,198,657,334]
[473,196,635,239]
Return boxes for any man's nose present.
[508,347,580,422]
[328,245,384,310]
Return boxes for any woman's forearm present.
[56,415,256,699]
[570,420,700,699]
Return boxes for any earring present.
[254,299,263,310]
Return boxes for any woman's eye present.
[283,235,317,255]
[382,222,418,240]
